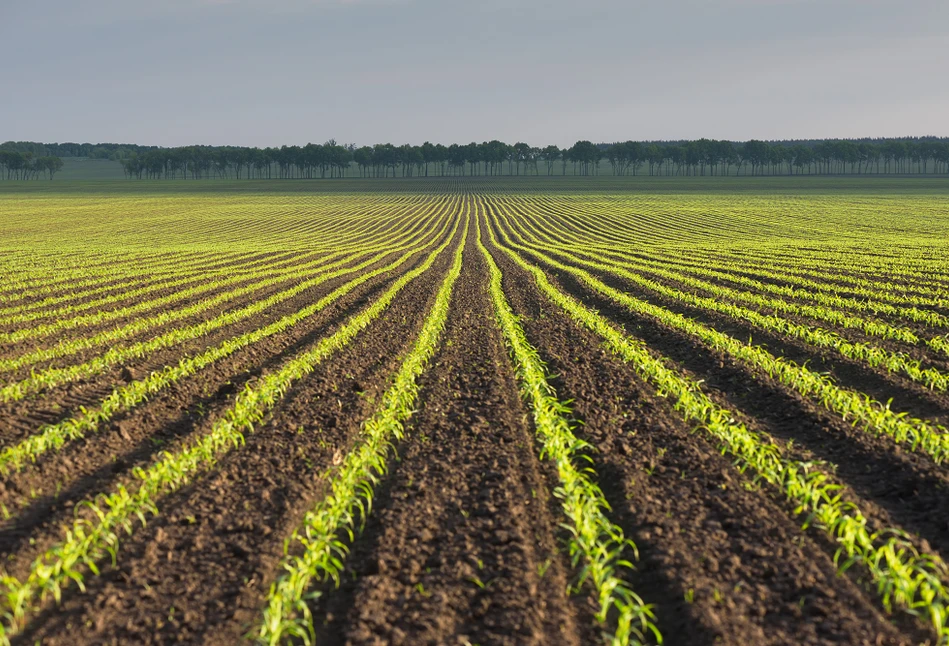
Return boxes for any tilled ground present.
[308,224,592,646]
[486,231,916,645]
[2,202,948,646]
[11,231,457,644]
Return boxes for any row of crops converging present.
[1,186,949,644]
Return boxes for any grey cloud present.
[2,0,946,146]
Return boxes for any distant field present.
[0,177,948,644]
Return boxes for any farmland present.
[1,176,949,645]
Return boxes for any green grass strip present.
[559,247,949,391]
[495,223,949,466]
[0,217,451,403]
[0,215,460,645]
[0,250,319,331]
[256,211,468,646]
[0,206,428,326]
[0,245,427,476]
[488,222,949,643]
[477,218,660,646]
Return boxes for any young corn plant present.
[0,244,433,477]
[257,213,468,645]
[0,217,461,645]
[0,215,453,403]
[487,219,949,643]
[476,217,660,646]
[0,208,449,373]
[495,223,949,466]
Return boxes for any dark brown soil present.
[16,220,461,645]
[0,232,443,447]
[515,243,949,568]
[0,250,323,333]
[0,208,443,372]
[0,249,421,557]
[0,250,269,314]
[0,249,393,374]
[307,216,591,646]
[536,245,949,427]
[4,192,948,646]
[593,248,949,372]
[485,217,923,645]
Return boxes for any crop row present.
[0,198,441,328]
[508,192,949,314]
[520,202,949,324]
[0,195,440,320]
[0,242,438,481]
[0,200,437,342]
[476,215,658,645]
[493,217,949,466]
[505,210,949,389]
[482,205,949,641]
[258,207,468,644]
[0,214,463,644]
[0,212,454,402]
[507,199,949,351]
[0,250,316,328]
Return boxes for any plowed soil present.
[3,185,948,646]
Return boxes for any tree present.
[512,142,531,175]
[742,140,771,176]
[541,145,560,175]
[354,146,373,177]
[39,156,63,179]
[420,141,437,177]
[568,140,599,175]
[791,145,813,174]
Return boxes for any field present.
[1,176,949,645]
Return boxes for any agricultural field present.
[1,176,949,645]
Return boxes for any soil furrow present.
[15,220,460,646]
[309,216,590,646]
[487,231,915,645]
[0,244,437,445]
[563,254,949,423]
[528,246,949,555]
[0,257,413,554]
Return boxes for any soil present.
[16,220,459,645]
[485,225,917,645]
[0,233,444,447]
[307,217,592,646]
[2,192,947,646]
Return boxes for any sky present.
[1,0,947,148]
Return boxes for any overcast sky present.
[1,0,947,147]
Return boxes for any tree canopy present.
[4,136,949,180]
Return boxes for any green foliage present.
[486,218,949,641]
[257,214,467,645]
[478,219,660,646]
[0,217,462,643]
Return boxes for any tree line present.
[605,138,949,176]
[3,137,949,180]
[0,141,154,161]
[0,151,64,180]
